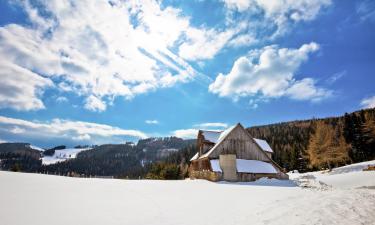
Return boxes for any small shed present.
[189,123,288,182]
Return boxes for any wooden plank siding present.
[207,125,270,162]
[190,158,211,171]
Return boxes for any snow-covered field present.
[289,160,375,189]
[0,161,374,225]
[41,148,91,165]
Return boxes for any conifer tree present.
[307,121,349,170]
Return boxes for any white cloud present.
[172,129,198,139]
[357,0,375,23]
[145,120,159,125]
[326,70,346,84]
[10,126,26,134]
[223,0,331,36]
[173,122,228,139]
[361,96,375,109]
[179,26,239,61]
[56,96,68,103]
[0,60,53,111]
[72,133,91,141]
[228,33,258,48]
[248,98,263,109]
[194,122,228,129]
[84,95,107,112]
[222,0,252,12]
[209,42,332,103]
[0,0,334,112]
[286,78,332,102]
[0,0,218,111]
[0,115,148,144]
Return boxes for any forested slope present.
[247,108,375,171]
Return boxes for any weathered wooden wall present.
[237,172,288,181]
[197,131,216,156]
[208,126,270,162]
[190,158,211,171]
[189,170,221,182]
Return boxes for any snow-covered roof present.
[236,159,277,174]
[201,130,222,143]
[200,125,237,158]
[208,159,277,174]
[190,152,199,161]
[253,138,273,153]
[195,123,274,160]
[210,160,222,172]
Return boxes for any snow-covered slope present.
[0,162,374,225]
[28,145,45,152]
[42,148,91,165]
[289,160,375,189]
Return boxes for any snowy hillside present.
[0,161,374,225]
[289,160,375,189]
[42,148,91,165]
[29,145,45,152]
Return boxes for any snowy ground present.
[41,148,91,165]
[0,161,374,225]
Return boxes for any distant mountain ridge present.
[0,136,195,177]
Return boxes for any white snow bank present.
[0,171,374,225]
[317,171,375,189]
[42,148,91,165]
[330,160,375,174]
[219,177,296,187]
[236,159,277,173]
[289,160,375,189]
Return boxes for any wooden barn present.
[189,123,288,182]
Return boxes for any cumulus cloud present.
[0,115,148,145]
[172,129,198,139]
[0,0,218,111]
[286,78,332,102]
[0,60,53,111]
[145,120,159,124]
[361,96,375,109]
[209,42,332,103]
[179,26,239,61]
[84,95,107,112]
[0,0,334,112]
[228,33,258,48]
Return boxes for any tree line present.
[1,108,374,177]
[247,108,375,171]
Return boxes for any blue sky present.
[0,0,374,147]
